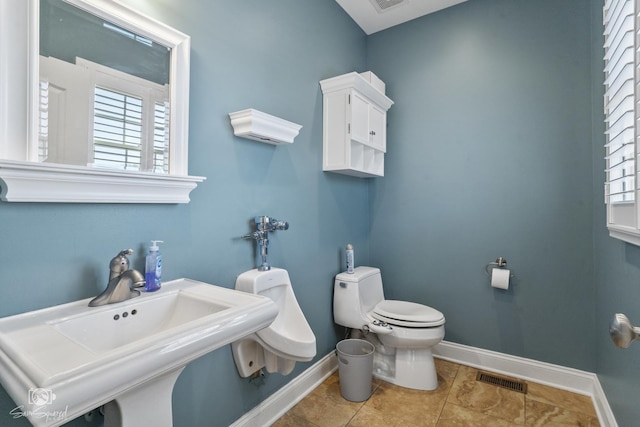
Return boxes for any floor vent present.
[476,372,528,394]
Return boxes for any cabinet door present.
[350,91,370,144]
[369,104,385,151]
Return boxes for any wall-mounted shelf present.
[229,109,302,145]
[319,71,393,178]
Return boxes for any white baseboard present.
[229,352,338,427]
[231,340,617,427]
[432,341,617,427]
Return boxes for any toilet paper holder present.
[484,257,513,276]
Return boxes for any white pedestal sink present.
[0,278,278,427]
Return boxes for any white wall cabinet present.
[320,72,393,177]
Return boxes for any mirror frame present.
[0,0,204,203]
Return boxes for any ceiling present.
[336,0,468,35]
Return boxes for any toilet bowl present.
[232,268,316,377]
[333,266,445,390]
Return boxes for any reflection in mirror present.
[0,0,204,203]
[39,0,172,173]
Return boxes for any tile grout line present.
[345,380,378,426]
[345,399,364,427]
[435,364,453,425]
[435,359,461,426]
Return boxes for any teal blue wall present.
[0,1,368,426]
[367,0,596,371]
[3,0,640,425]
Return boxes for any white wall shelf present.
[229,109,302,145]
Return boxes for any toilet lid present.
[372,300,445,327]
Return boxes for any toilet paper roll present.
[491,268,510,290]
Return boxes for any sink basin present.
[53,291,230,353]
[0,278,278,427]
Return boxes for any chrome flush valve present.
[256,216,289,232]
[242,216,289,271]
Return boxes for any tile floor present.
[273,359,600,427]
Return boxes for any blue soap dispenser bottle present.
[145,240,163,292]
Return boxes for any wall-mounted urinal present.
[232,268,316,377]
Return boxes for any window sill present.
[608,225,640,247]
[0,160,205,203]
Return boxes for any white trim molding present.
[232,341,617,427]
[229,352,337,427]
[0,160,204,203]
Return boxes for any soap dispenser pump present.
[145,240,163,292]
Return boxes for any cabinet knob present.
[369,131,376,136]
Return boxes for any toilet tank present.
[333,266,385,329]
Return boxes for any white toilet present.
[333,266,445,390]
[232,268,316,377]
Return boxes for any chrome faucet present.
[88,249,145,307]
[242,216,289,271]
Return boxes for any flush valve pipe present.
[242,216,289,271]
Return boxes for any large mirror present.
[0,0,204,203]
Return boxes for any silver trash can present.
[336,339,375,401]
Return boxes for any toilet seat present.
[372,300,445,328]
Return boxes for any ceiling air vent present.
[370,0,406,13]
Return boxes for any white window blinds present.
[604,0,635,204]
[93,87,143,171]
[38,81,49,163]
[603,0,640,245]
[153,101,170,174]
[92,86,170,173]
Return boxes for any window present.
[84,59,170,174]
[38,57,170,173]
[93,87,143,170]
[604,0,640,245]
[92,88,170,173]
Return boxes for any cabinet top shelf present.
[320,72,394,111]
